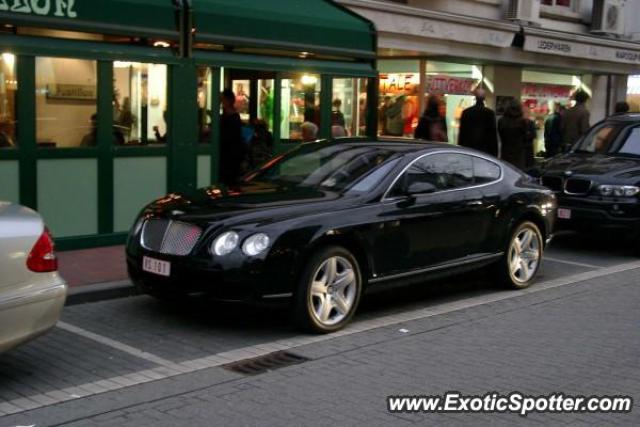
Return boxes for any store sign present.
[379,73,419,95]
[46,84,95,100]
[521,84,573,99]
[0,0,77,19]
[524,35,640,65]
[426,75,477,95]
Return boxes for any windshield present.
[573,124,624,154]
[618,127,640,156]
[244,142,400,193]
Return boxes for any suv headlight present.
[242,233,270,256]
[598,185,639,197]
[212,231,239,256]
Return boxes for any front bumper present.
[555,195,640,236]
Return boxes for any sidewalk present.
[57,245,135,304]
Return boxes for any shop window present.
[36,57,97,148]
[257,79,275,132]
[0,52,17,149]
[113,62,167,145]
[521,70,582,155]
[425,61,483,144]
[378,61,420,137]
[332,78,367,137]
[281,74,321,141]
[542,0,573,6]
[197,66,214,144]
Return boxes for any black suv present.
[533,113,640,241]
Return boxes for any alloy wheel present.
[308,256,357,327]
[509,226,542,284]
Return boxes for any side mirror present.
[406,181,437,195]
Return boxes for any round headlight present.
[613,186,625,197]
[242,233,270,256]
[212,231,239,256]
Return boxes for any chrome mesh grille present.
[141,219,202,256]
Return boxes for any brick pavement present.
[3,264,640,426]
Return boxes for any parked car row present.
[13,114,637,342]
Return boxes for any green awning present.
[191,0,375,59]
[0,0,179,40]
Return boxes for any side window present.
[390,153,473,196]
[473,157,501,184]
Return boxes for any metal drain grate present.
[223,351,310,376]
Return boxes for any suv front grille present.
[141,219,202,256]
[541,176,563,192]
[564,178,592,196]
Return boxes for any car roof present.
[320,137,464,153]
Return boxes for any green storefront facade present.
[0,0,377,250]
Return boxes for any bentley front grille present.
[141,219,202,256]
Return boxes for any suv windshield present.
[244,142,399,193]
[573,124,624,154]
[618,127,640,156]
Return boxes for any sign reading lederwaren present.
[524,35,640,65]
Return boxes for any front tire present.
[495,221,543,289]
[292,246,362,333]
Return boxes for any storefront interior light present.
[114,61,134,68]
[1,52,15,68]
[482,77,494,94]
[153,40,171,48]
[301,74,318,85]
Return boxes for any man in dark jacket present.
[544,103,563,157]
[458,88,498,156]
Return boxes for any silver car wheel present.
[309,256,357,327]
[509,226,541,284]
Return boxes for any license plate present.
[557,208,572,219]
[143,256,171,277]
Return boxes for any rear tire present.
[292,246,362,333]
[494,221,543,289]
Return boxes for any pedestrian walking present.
[414,95,448,142]
[544,103,563,158]
[498,99,527,170]
[560,90,590,152]
[458,88,498,156]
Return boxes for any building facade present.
[339,0,640,151]
[0,0,378,249]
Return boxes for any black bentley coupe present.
[535,113,640,241]
[127,140,556,333]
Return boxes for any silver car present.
[0,201,67,352]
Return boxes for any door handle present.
[466,200,484,207]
